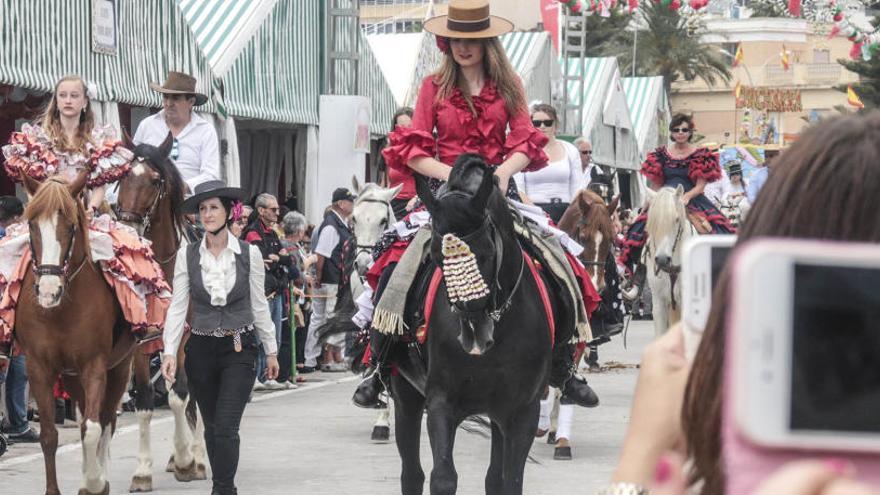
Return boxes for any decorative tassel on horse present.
[441,233,490,304]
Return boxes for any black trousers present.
[185,333,259,494]
[278,319,293,382]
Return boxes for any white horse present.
[644,186,695,336]
[349,177,401,442]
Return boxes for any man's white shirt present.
[133,110,220,191]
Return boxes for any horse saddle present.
[687,211,712,234]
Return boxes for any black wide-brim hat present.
[182,180,248,214]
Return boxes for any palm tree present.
[618,1,731,93]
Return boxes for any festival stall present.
[622,76,670,158]
[0,0,215,195]
[501,31,561,105]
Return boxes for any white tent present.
[501,31,561,105]
[561,57,640,171]
[622,76,670,158]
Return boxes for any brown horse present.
[115,136,206,491]
[557,189,619,292]
[15,170,134,495]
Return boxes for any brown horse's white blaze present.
[34,213,66,307]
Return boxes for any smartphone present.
[729,239,880,452]
[681,235,736,361]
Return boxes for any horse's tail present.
[315,286,368,373]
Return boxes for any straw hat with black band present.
[423,0,513,39]
[149,71,208,106]
[182,180,248,215]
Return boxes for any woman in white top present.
[514,103,585,223]
[160,180,279,495]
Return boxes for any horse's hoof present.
[173,460,200,482]
[546,431,556,444]
[165,455,175,473]
[371,425,390,443]
[77,481,109,495]
[195,463,208,480]
[129,475,153,492]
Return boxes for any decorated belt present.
[190,325,255,352]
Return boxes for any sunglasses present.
[671,127,693,134]
[580,150,592,155]
[532,119,555,128]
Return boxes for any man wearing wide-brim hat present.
[133,71,220,192]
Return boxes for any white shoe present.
[253,380,266,391]
[264,379,286,390]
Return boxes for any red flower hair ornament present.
[231,201,244,222]
[436,36,451,54]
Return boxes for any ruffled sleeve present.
[640,148,666,186]
[503,103,548,172]
[1,124,60,183]
[381,77,438,174]
[687,148,721,184]
[87,125,134,187]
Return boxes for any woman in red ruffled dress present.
[619,114,735,272]
[351,1,601,410]
[0,75,170,358]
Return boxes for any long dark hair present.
[683,112,880,493]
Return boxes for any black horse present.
[390,154,568,495]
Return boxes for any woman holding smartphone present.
[598,113,880,495]
[161,180,279,495]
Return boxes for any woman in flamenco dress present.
[618,113,736,275]
[0,75,170,359]
[351,0,601,410]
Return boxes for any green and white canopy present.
[561,57,640,170]
[622,76,670,157]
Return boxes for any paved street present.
[0,321,653,494]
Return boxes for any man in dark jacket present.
[244,193,292,389]
[303,188,354,372]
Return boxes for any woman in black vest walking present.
[161,180,279,495]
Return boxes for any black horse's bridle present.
[443,209,525,322]
[645,219,685,310]
[113,159,166,236]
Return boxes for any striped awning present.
[357,30,399,135]
[622,76,670,156]
[501,31,557,104]
[177,0,277,78]
[222,0,321,125]
[561,57,639,170]
[0,0,213,110]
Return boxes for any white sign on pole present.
[308,95,372,225]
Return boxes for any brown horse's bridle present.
[28,222,88,289]
[114,159,166,236]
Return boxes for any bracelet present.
[596,482,649,495]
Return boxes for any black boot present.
[551,343,600,408]
[352,330,391,409]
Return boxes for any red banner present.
[541,0,561,53]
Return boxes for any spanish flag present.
[781,45,791,71]
[733,43,744,67]
[847,85,865,108]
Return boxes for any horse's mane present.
[646,187,687,240]
[25,178,85,226]
[132,143,187,237]
[355,182,383,203]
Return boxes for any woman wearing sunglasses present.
[514,103,585,223]
[618,113,735,273]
